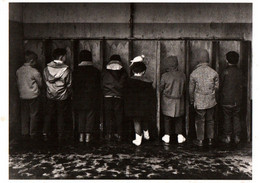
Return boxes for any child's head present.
[198,49,209,64]
[226,51,239,65]
[79,50,92,62]
[131,62,147,76]
[52,48,67,62]
[24,50,38,66]
[106,54,123,70]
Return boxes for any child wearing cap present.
[102,54,127,142]
[124,55,156,146]
[220,51,244,144]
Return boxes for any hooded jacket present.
[43,60,72,100]
[160,67,186,117]
[102,59,127,97]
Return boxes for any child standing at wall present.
[73,50,101,143]
[43,48,72,142]
[220,51,244,144]
[160,56,186,144]
[102,55,127,142]
[189,49,219,147]
[124,55,156,146]
[16,51,42,139]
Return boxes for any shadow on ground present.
[9,138,252,179]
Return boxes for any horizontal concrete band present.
[21,23,252,40]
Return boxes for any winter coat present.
[160,68,186,117]
[16,63,42,99]
[189,63,219,110]
[72,64,101,110]
[102,69,127,97]
[43,60,72,100]
[124,76,156,118]
[220,65,244,106]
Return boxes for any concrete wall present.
[9,3,24,138]
[22,3,252,40]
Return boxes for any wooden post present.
[100,39,105,138]
[156,41,161,138]
[246,41,252,142]
[185,40,190,137]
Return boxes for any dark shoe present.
[208,139,213,146]
[193,139,203,147]
[114,134,122,142]
[234,136,240,144]
[85,133,91,143]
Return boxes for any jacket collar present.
[24,63,31,66]
[78,61,93,66]
[195,62,209,69]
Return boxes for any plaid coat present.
[189,63,219,110]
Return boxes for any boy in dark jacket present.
[102,55,127,141]
[43,48,72,141]
[16,51,42,138]
[73,50,100,143]
[220,51,244,144]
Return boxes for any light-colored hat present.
[130,55,145,66]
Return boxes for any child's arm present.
[189,75,195,105]
[34,70,42,88]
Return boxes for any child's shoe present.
[162,134,170,144]
[79,133,84,143]
[234,135,240,144]
[177,134,186,144]
[85,133,91,143]
[143,130,150,140]
[132,133,142,146]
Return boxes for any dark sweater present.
[220,65,244,106]
[72,66,100,110]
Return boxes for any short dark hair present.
[131,62,147,74]
[52,48,67,60]
[226,51,239,65]
[79,50,92,62]
[25,50,38,63]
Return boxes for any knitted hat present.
[79,50,92,62]
[226,51,239,65]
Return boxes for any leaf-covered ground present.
[9,139,252,179]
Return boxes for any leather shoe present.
[193,139,203,147]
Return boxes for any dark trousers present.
[20,97,40,136]
[104,97,123,136]
[222,105,241,137]
[77,109,95,134]
[195,107,215,141]
[43,98,69,136]
[163,115,183,135]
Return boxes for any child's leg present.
[205,107,215,140]
[222,106,232,138]
[114,98,123,137]
[85,108,95,134]
[133,118,142,136]
[232,106,241,139]
[29,97,40,136]
[21,99,30,136]
[78,110,86,134]
[43,99,56,135]
[57,99,69,138]
[104,97,113,136]
[164,115,172,135]
[174,116,183,135]
[194,109,206,141]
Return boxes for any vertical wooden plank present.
[100,39,106,138]
[246,41,252,142]
[156,41,161,138]
[185,40,190,137]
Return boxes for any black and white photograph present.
[2,0,256,180]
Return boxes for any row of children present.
[16,48,244,146]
